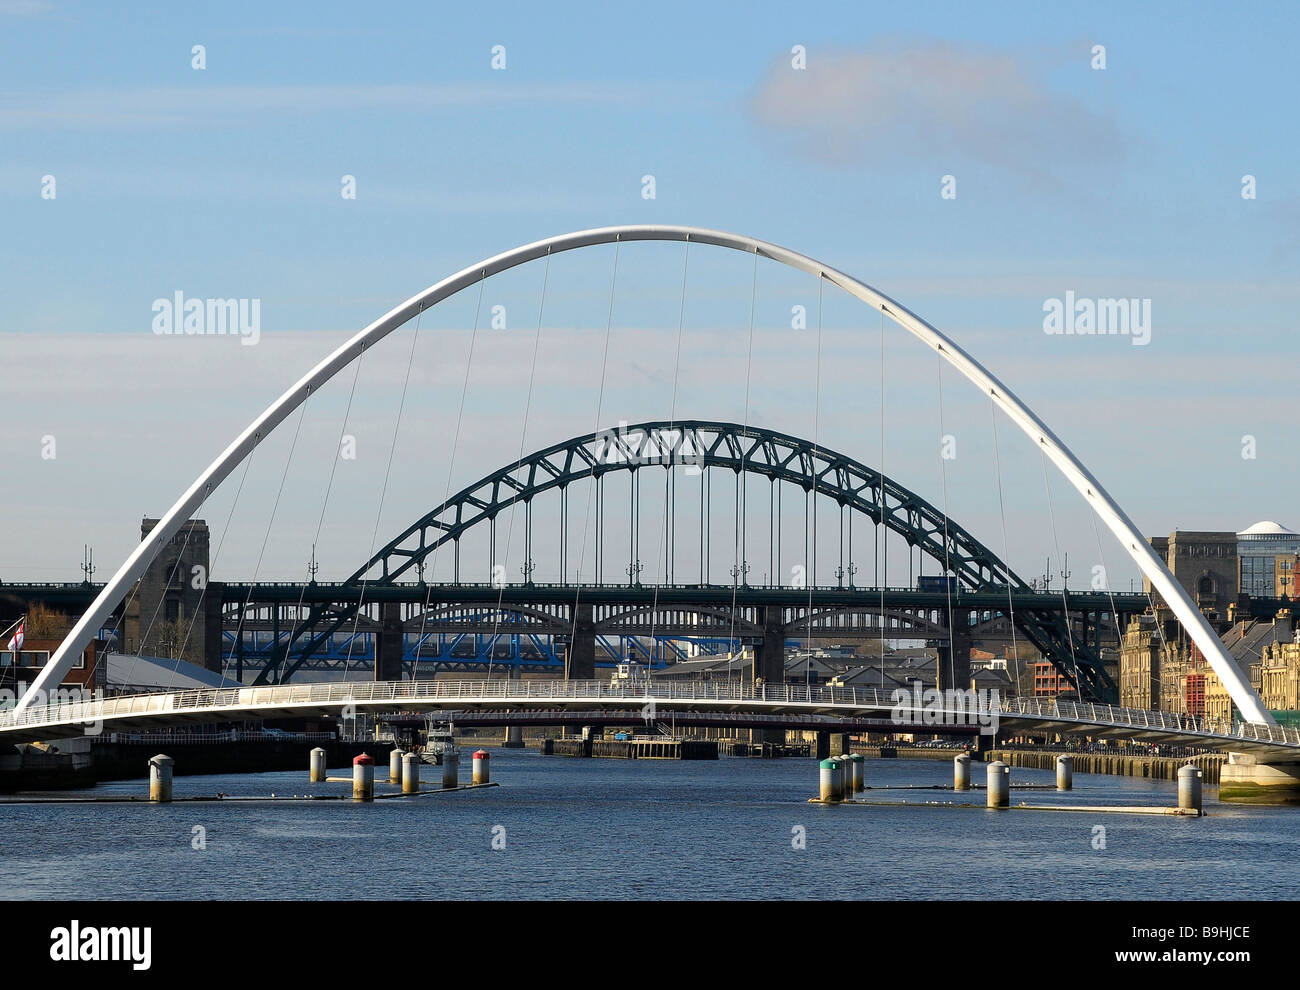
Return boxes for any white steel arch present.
[18,225,1273,724]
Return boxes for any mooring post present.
[148,754,173,803]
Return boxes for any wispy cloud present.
[0,0,54,15]
[0,80,714,128]
[751,40,1123,187]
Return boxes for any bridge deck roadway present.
[2,679,1299,759]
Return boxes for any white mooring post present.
[389,747,403,784]
[149,754,174,803]
[954,753,971,791]
[1178,764,1203,814]
[1056,755,1073,791]
[847,752,865,793]
[402,751,420,794]
[986,760,1009,808]
[309,747,326,783]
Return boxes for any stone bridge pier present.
[1220,755,1300,803]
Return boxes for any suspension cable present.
[804,277,824,686]
[488,249,551,680]
[989,399,1020,669]
[646,240,692,671]
[1040,449,1083,694]
[410,277,486,679]
[726,248,760,677]
[227,401,309,687]
[567,238,622,677]
[936,351,957,691]
[342,303,425,684]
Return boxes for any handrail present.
[0,678,1294,750]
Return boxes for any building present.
[1031,661,1073,698]
[1119,609,1293,717]
[1146,530,1238,621]
[122,517,224,673]
[1237,521,1300,598]
[1275,553,1300,600]
[0,636,104,695]
[1260,626,1300,711]
[1119,614,1163,710]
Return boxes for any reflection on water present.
[1,749,1297,900]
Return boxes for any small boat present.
[420,718,460,766]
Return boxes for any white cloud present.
[751,41,1122,184]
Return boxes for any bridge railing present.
[3,678,1300,749]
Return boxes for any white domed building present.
[1237,521,1300,598]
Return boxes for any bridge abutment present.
[1219,753,1300,803]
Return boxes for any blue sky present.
[2,0,1297,588]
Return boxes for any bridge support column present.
[829,733,851,758]
[376,601,403,682]
[753,606,786,745]
[568,603,596,680]
[202,582,224,674]
[814,732,830,761]
[1219,754,1300,804]
[504,725,524,748]
[936,607,972,693]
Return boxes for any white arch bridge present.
[17,223,1276,732]
[3,679,1300,761]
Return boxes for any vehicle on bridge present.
[610,661,650,688]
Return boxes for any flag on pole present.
[6,619,23,653]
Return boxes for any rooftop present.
[1238,520,1298,537]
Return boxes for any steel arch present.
[260,419,1111,696]
[22,225,1269,723]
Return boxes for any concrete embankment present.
[855,745,965,762]
[541,738,717,760]
[0,740,399,791]
[985,749,1227,784]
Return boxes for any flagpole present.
[0,615,23,644]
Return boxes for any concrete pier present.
[1178,764,1204,814]
[148,754,173,803]
[441,752,459,789]
[352,753,375,802]
[819,758,843,803]
[846,753,865,793]
[954,753,971,791]
[1219,755,1300,803]
[986,749,1226,784]
[389,748,403,784]
[1056,755,1073,791]
[504,725,525,749]
[986,760,1009,808]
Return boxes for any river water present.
[2,749,1297,900]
